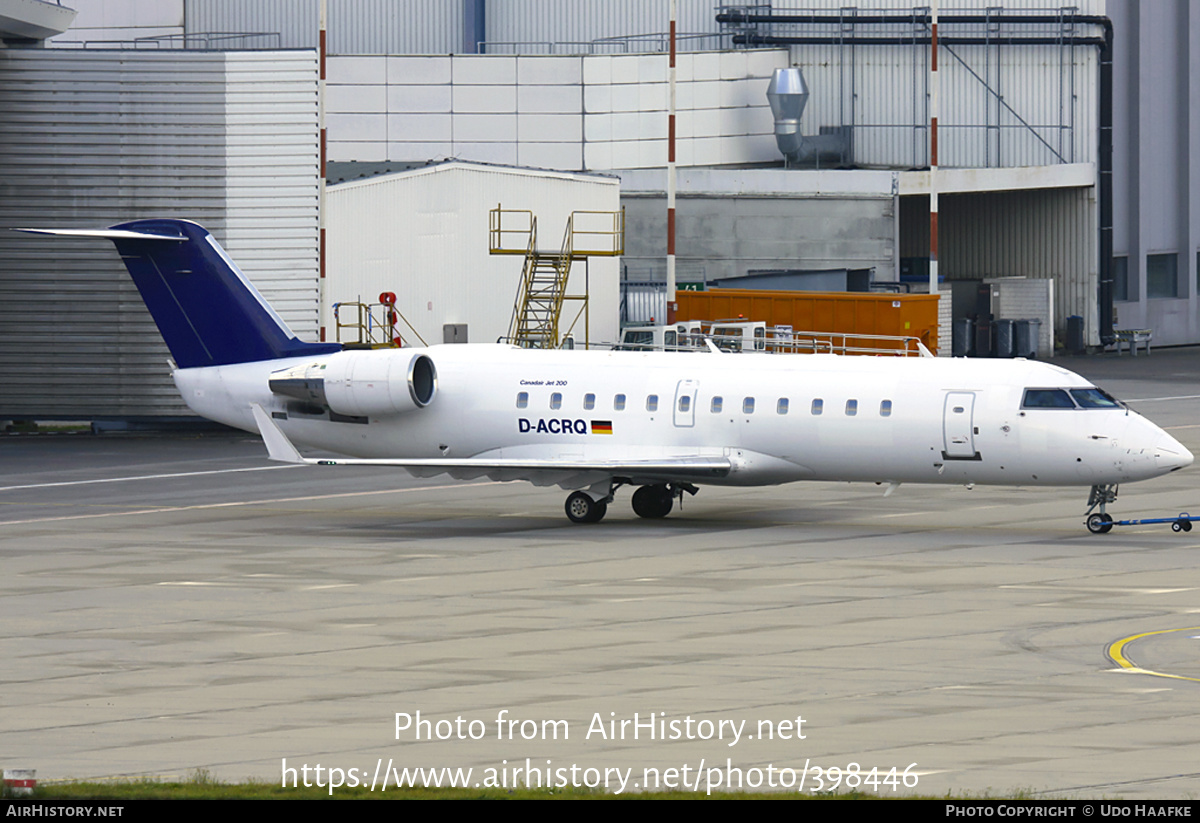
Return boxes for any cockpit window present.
[1022,387,1125,410]
[1021,389,1075,409]
[1070,388,1122,409]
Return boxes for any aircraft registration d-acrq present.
[20,219,1193,533]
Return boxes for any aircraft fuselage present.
[174,344,1190,491]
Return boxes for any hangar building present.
[0,0,1196,419]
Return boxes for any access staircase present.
[489,205,624,349]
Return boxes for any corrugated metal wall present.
[325,162,621,347]
[793,42,1097,170]
[0,49,320,418]
[186,0,461,53]
[186,0,720,54]
[484,0,724,53]
[901,188,1095,342]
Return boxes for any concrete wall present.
[618,169,896,286]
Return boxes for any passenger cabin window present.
[550,392,562,410]
[845,399,858,416]
[880,400,893,417]
[1022,389,1074,409]
[678,396,691,413]
[811,399,823,415]
[777,398,789,415]
[583,393,595,410]
[711,396,723,413]
[743,397,755,414]
[516,392,529,409]
[646,395,659,412]
[614,393,626,411]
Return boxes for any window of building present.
[1113,255,1129,302]
[845,399,858,416]
[1147,253,1178,298]
[516,392,528,409]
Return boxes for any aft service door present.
[673,379,698,427]
[943,391,978,459]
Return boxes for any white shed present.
[324,160,622,348]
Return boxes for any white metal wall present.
[325,162,622,347]
[0,49,320,418]
[327,50,787,170]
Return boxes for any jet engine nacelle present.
[269,349,437,418]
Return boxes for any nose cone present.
[1155,433,1194,473]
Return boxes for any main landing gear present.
[564,482,698,523]
[1085,483,1117,534]
[565,490,608,524]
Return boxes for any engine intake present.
[269,350,437,417]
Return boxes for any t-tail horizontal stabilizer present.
[17,221,341,368]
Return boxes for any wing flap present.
[249,404,731,483]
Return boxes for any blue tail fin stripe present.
[19,220,341,368]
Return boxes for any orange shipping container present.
[674,289,940,355]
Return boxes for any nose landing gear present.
[1085,484,1118,534]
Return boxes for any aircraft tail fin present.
[18,220,341,368]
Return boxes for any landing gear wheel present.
[565,491,607,524]
[1086,513,1113,535]
[631,485,674,519]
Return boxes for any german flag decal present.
[591,420,613,435]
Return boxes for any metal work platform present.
[489,205,624,349]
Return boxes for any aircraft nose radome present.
[1154,434,1194,472]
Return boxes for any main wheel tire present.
[1086,513,1113,534]
[565,491,607,523]
[631,485,674,519]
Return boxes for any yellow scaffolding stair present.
[489,205,624,349]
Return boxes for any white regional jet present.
[21,219,1193,533]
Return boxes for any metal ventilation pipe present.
[766,67,847,167]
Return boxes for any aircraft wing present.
[250,404,731,488]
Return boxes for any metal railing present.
[332,300,426,348]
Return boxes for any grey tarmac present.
[2,348,1200,798]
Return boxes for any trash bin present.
[952,317,975,357]
[1014,319,1041,359]
[975,317,994,357]
[995,319,1015,358]
[1067,315,1085,353]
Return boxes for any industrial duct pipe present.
[766,67,848,167]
